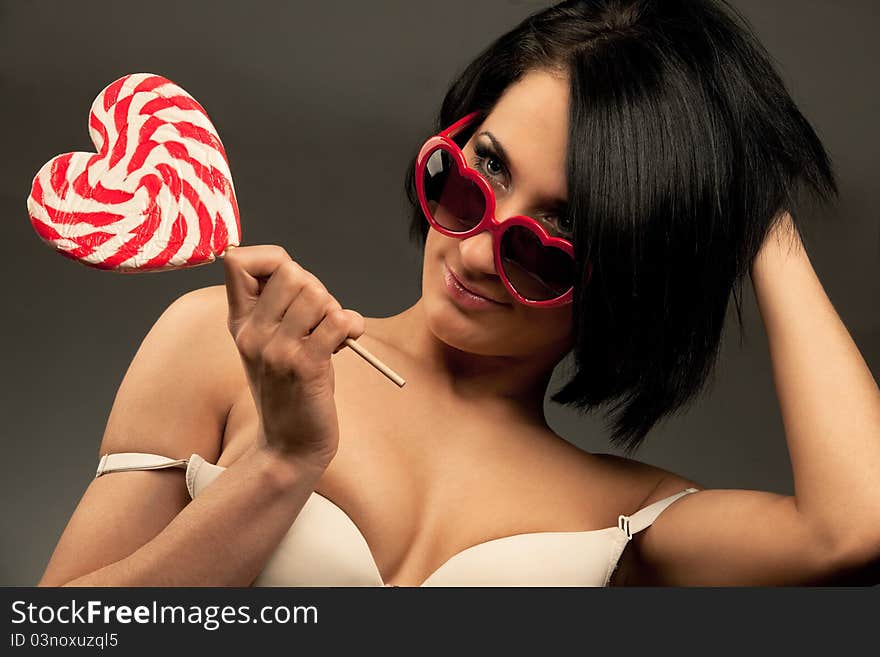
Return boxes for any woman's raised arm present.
[622,214,880,586]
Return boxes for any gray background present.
[1,0,877,586]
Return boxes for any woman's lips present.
[443,263,508,309]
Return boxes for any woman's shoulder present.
[592,451,704,507]
[522,434,698,523]
[149,284,245,394]
[98,284,245,464]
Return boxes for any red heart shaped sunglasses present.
[415,111,589,308]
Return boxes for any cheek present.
[423,228,441,266]
[422,230,448,290]
[424,227,456,268]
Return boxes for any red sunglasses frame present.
[415,110,583,308]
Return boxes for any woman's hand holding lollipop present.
[224,244,364,469]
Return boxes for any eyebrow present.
[476,130,569,211]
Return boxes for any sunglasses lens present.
[423,148,485,232]
[500,225,574,302]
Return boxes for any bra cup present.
[186,454,385,586]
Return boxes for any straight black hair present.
[404,0,837,454]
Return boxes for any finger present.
[224,245,293,331]
[249,259,314,329]
[274,281,341,343]
[305,308,366,359]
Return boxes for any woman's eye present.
[547,213,573,238]
[472,144,507,185]
[484,157,503,175]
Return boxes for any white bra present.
[96,452,699,587]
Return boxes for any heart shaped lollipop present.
[26,73,241,272]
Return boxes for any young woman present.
[39,0,879,587]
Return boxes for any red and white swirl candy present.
[27,73,241,272]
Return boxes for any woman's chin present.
[422,295,512,357]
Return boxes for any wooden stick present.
[340,337,405,387]
[219,245,405,388]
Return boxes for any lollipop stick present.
[219,245,405,388]
[340,337,406,387]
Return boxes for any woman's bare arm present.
[624,214,880,585]
[37,285,329,586]
[54,442,327,586]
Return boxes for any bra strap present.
[617,487,699,540]
[95,452,189,478]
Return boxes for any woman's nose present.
[458,228,498,277]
